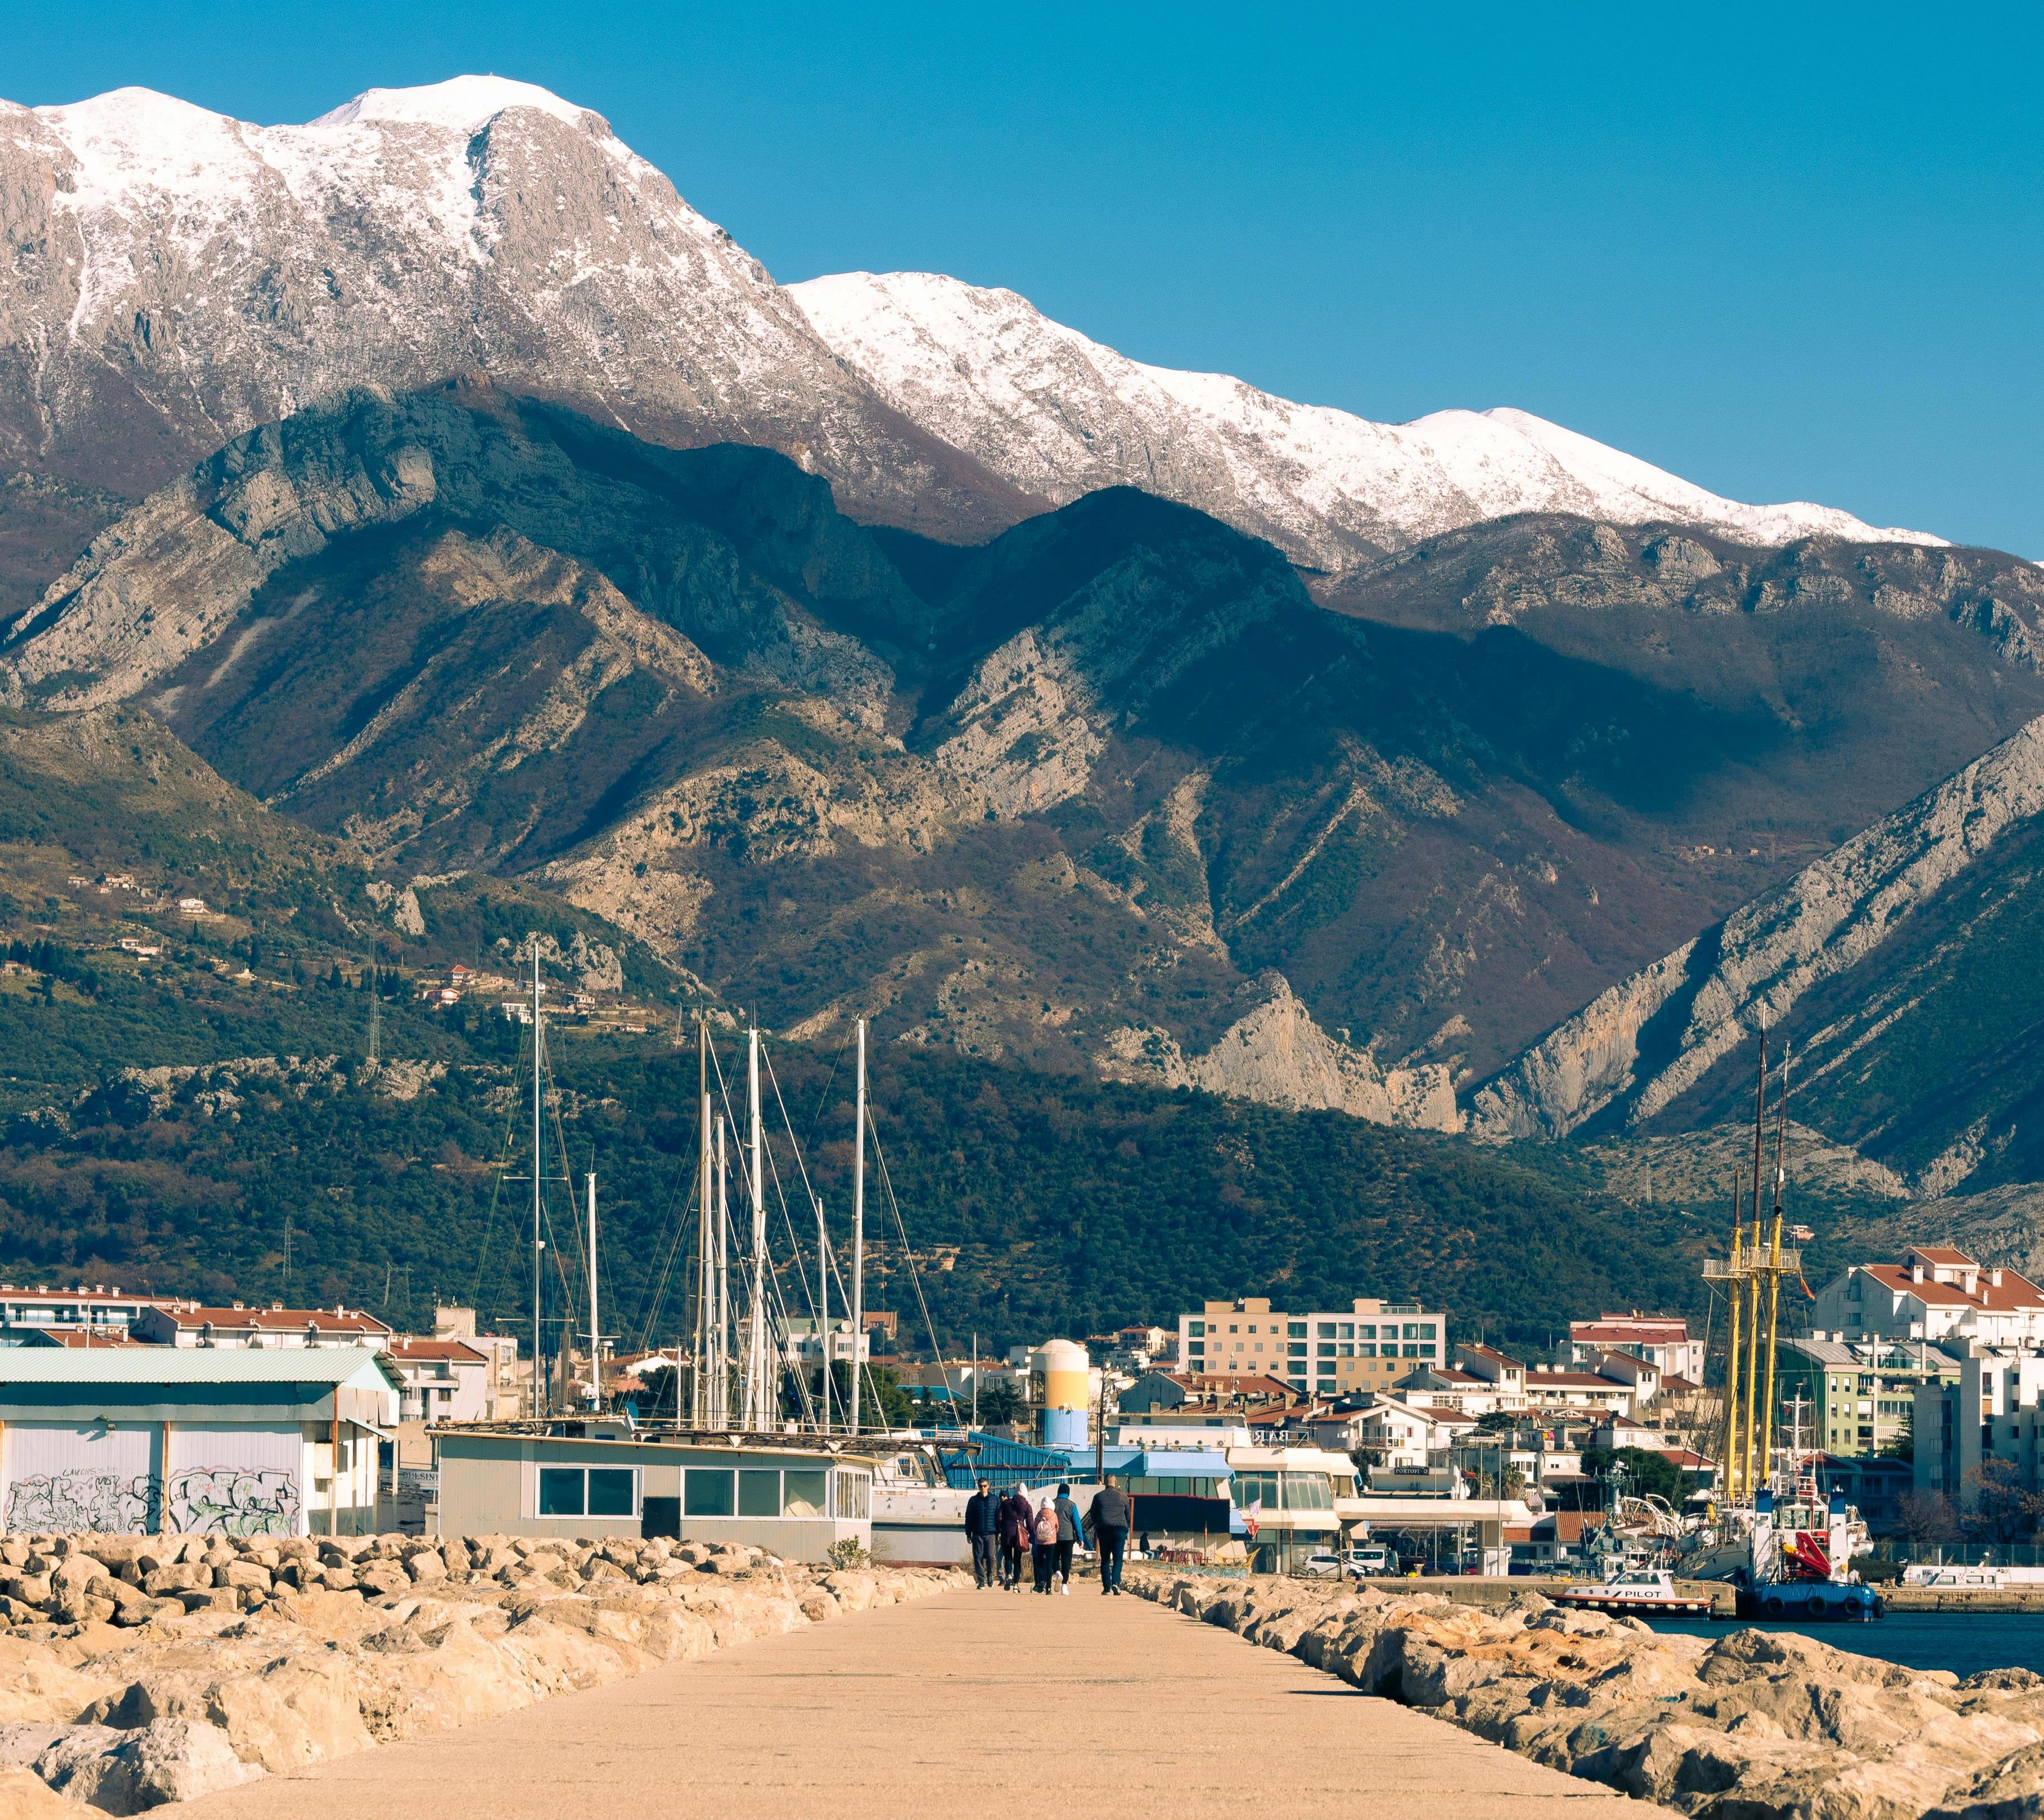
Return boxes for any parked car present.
[1345,1545,1395,1577]
[1299,1552,1345,1578]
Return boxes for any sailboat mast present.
[693,1020,709,1428]
[850,1018,865,1437]
[816,1195,829,1433]
[1740,1026,1768,1497]
[1722,1171,1744,1504]
[586,1171,599,1411]
[1760,1041,1791,1476]
[716,1117,730,1427]
[532,935,543,1421]
[749,1025,766,1429]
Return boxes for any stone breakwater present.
[1131,1571,2044,1820]
[0,1530,964,1813]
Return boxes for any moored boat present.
[1553,1567,1713,1617]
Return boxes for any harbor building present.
[1774,1336,1958,1458]
[434,1428,874,1555]
[1178,1297,1448,1398]
[1914,1344,2044,1508]
[0,1347,401,1536]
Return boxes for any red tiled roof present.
[1458,1343,1524,1367]
[162,1305,394,1334]
[35,1330,148,1349]
[1572,1322,1689,1344]
[1903,1247,1978,1266]
[1861,1264,2044,1313]
[1526,1371,1630,1390]
[387,1337,487,1363]
[1661,1374,1702,1393]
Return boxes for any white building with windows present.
[1810,1247,2044,1349]
[1225,1443,1358,1571]
[1179,1297,1448,1399]
[1916,1344,2044,1506]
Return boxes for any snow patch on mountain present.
[790,270,1943,570]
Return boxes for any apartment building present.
[1569,1314,1705,1384]
[1775,1336,1958,1459]
[1916,1345,2044,1504]
[1179,1296,1447,1398]
[1809,1247,2044,1348]
[132,1302,395,1349]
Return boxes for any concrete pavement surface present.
[172,1586,1666,1818]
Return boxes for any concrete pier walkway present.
[175,1587,1659,1819]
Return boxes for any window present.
[1418,1345,1436,1359]
[1358,1343,1376,1357]
[539,1466,638,1518]
[1188,1341,1205,1357]
[1318,1323,1335,1339]
[1420,1323,1436,1340]
[538,1467,585,1516]
[1189,1321,1205,1337]
[738,1470,782,1516]
[1247,1324,1258,1333]
[784,1470,827,1518]
[1288,1322,1307,1339]
[1279,1473,1331,1510]
[1403,1323,1418,1340]
[832,1469,870,1519]
[685,1468,735,1516]
[1403,1344,1418,1358]
[1318,1379,1337,1393]
[1288,1342,1307,1358]
[1317,1342,1335,1357]
[1357,1324,1375,1339]
[1229,1324,1238,1333]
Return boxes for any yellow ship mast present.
[1702,1028,1801,1506]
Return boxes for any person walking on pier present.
[1052,1483,1081,1595]
[998,1485,1032,1591]
[963,1477,999,1589]
[1087,1482,1131,1595]
[1031,1495,1060,1592]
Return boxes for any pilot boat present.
[1552,1567,1714,1617]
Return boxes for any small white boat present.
[1552,1567,1712,1617]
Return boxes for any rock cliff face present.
[791,270,1942,571]
[1472,713,2044,1167]
[0,78,1029,538]
[1100,975,1460,1131]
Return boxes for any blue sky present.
[14,2,2042,551]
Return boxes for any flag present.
[1244,1496,1261,1539]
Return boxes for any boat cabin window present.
[538,1466,638,1518]
[784,1470,827,1517]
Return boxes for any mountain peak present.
[309,74,607,138]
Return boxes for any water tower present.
[1033,1339,1091,1449]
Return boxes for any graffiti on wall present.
[168,1468,300,1537]
[4,1471,159,1534]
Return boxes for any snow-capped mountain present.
[0,78,1024,534]
[790,270,1942,570]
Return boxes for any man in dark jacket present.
[1086,1483,1131,1595]
[963,1478,998,1589]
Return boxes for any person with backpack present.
[998,1485,1032,1591]
[1086,1482,1131,1595]
[963,1477,999,1589]
[1031,1495,1060,1592]
[1052,1482,1082,1595]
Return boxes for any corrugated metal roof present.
[0,1345,394,1386]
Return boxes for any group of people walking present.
[963,1477,1130,1595]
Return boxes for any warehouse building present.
[0,1347,400,1536]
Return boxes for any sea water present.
[1646,1612,2044,1680]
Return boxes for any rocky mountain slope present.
[791,270,1941,572]
[1472,710,2044,1192]
[7,384,2044,1135]
[0,77,1026,537]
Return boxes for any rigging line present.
[866,1104,947,1385]
[801,1027,852,1154]
[469,1019,534,1312]
[634,1171,700,1355]
[758,1100,820,1326]
[762,1046,828,1240]
[626,1131,699,1348]
[704,1032,762,1208]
